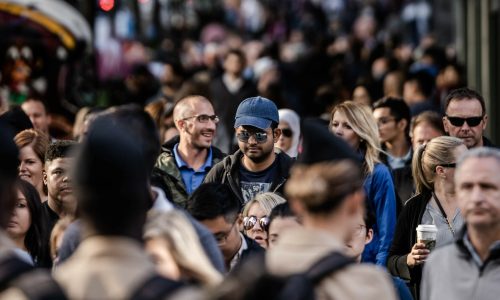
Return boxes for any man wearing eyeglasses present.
[443,87,495,149]
[204,96,294,205]
[153,95,226,209]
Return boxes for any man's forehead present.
[447,98,483,113]
[456,157,500,181]
[237,125,268,132]
[46,157,74,168]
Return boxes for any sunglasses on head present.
[236,131,268,143]
[243,216,270,231]
[280,128,293,138]
[445,115,483,127]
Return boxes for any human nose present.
[19,161,27,171]
[469,185,486,205]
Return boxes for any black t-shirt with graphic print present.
[239,159,278,204]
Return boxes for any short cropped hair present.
[188,183,241,223]
[373,97,411,136]
[410,111,445,138]
[444,87,486,116]
[45,140,77,163]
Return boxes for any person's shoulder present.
[373,162,391,175]
[404,192,430,207]
[333,264,397,299]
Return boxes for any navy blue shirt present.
[173,144,213,195]
[239,159,278,204]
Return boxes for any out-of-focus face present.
[180,100,217,150]
[236,126,279,164]
[21,100,50,134]
[373,107,401,144]
[444,99,486,149]
[441,145,468,192]
[456,157,500,230]
[330,111,360,150]
[344,212,372,262]
[352,86,371,107]
[223,53,244,76]
[412,122,443,150]
[268,216,301,249]
[145,237,181,280]
[19,146,44,195]
[7,189,31,241]
[201,216,241,262]
[244,202,268,248]
[44,158,76,215]
[275,121,293,153]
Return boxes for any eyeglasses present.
[182,114,219,123]
[280,128,293,138]
[445,115,483,127]
[439,163,456,168]
[351,224,367,237]
[213,222,236,245]
[243,216,270,231]
[236,131,268,143]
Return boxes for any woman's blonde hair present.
[330,101,381,174]
[144,210,222,286]
[412,136,464,194]
[242,192,287,217]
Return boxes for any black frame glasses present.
[445,115,483,127]
[280,128,293,138]
[236,131,268,143]
[182,114,219,123]
[243,216,270,231]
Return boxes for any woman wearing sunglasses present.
[241,192,287,249]
[387,136,466,299]
[276,109,301,158]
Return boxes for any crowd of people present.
[1,1,499,300]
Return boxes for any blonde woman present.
[144,210,223,287]
[241,192,287,249]
[330,101,397,267]
[388,136,466,298]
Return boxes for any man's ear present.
[43,170,48,185]
[442,117,450,134]
[397,119,408,132]
[273,128,281,143]
[482,114,488,130]
[365,228,374,245]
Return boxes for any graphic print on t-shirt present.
[241,181,271,204]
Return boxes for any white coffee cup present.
[416,224,438,251]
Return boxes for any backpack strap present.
[0,255,33,292]
[305,252,355,284]
[130,274,184,300]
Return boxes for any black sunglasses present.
[281,128,293,138]
[445,115,483,127]
[236,131,268,143]
[439,163,456,168]
[243,216,270,231]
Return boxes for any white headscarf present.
[278,109,301,158]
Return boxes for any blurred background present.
[0,0,499,142]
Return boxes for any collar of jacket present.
[455,225,500,264]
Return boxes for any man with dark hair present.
[403,70,439,116]
[21,98,51,136]
[204,96,294,205]
[410,111,445,150]
[153,95,225,208]
[373,97,414,202]
[188,183,263,271]
[53,113,185,299]
[443,87,493,148]
[42,140,77,233]
[210,49,257,153]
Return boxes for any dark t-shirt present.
[41,201,60,235]
[239,159,278,204]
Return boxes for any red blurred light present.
[99,0,114,12]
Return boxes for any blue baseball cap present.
[234,96,279,130]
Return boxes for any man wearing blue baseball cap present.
[204,96,294,205]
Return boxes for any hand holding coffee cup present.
[407,242,430,267]
[416,224,438,250]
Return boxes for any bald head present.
[173,95,212,128]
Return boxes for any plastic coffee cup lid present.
[417,224,438,232]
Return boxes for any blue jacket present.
[362,163,397,267]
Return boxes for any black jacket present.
[379,147,415,208]
[483,136,497,148]
[203,149,294,205]
[387,191,431,298]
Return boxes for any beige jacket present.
[54,236,158,299]
[266,227,397,300]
